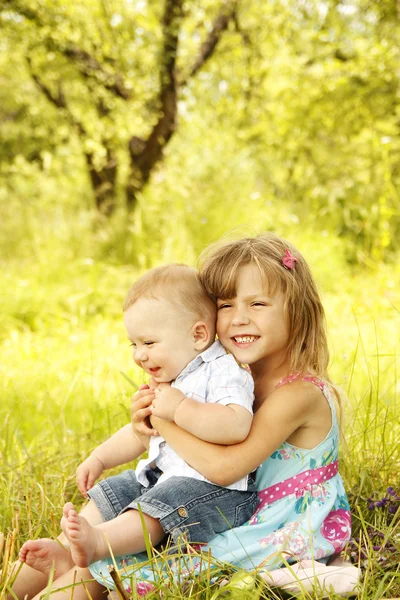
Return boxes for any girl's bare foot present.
[62,503,106,568]
[19,539,74,577]
[261,560,360,597]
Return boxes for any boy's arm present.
[76,423,146,496]
[93,386,157,467]
[151,379,253,444]
[175,399,252,444]
[91,423,146,468]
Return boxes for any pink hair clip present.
[282,249,298,270]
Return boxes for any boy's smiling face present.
[123,297,203,383]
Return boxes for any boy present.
[20,264,258,571]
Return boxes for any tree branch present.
[0,106,27,124]
[4,0,132,100]
[28,59,118,215]
[27,57,87,137]
[63,46,132,100]
[27,59,64,109]
[128,0,183,187]
[180,0,237,85]
[126,0,237,209]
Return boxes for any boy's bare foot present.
[60,501,75,533]
[19,539,74,577]
[62,503,106,568]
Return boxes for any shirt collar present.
[176,340,226,379]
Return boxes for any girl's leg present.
[63,502,165,568]
[7,500,104,600]
[30,566,108,600]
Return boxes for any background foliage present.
[1,0,399,262]
[0,0,400,597]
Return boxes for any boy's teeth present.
[235,336,257,343]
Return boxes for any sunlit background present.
[0,1,399,595]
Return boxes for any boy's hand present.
[151,384,186,421]
[131,385,158,437]
[76,454,105,497]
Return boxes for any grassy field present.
[0,218,399,599]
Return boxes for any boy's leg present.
[7,500,104,600]
[129,475,259,546]
[62,475,259,568]
[11,468,143,600]
[62,502,165,567]
[30,566,108,600]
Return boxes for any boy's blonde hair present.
[198,233,329,379]
[123,264,217,329]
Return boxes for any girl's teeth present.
[235,336,257,343]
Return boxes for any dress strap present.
[276,372,339,430]
[276,372,325,391]
[249,460,339,523]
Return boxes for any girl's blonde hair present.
[198,233,330,379]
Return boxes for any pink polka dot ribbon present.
[252,460,339,517]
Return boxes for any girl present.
[11,233,357,599]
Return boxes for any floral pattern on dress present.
[320,509,352,552]
[249,511,266,525]
[335,494,351,511]
[321,446,337,466]
[136,582,156,596]
[259,521,308,561]
[294,484,329,514]
[270,447,293,461]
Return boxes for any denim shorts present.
[88,468,259,544]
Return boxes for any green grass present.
[0,217,399,599]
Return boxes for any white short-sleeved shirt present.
[135,340,254,491]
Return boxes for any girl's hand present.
[131,384,158,437]
[148,377,158,390]
[76,454,105,497]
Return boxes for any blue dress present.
[89,374,351,593]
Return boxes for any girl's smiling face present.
[216,264,290,374]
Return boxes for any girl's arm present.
[174,400,252,444]
[150,382,322,486]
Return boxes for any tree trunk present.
[84,147,118,216]
[124,0,237,211]
[126,81,177,211]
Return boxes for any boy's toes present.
[19,543,29,562]
[63,502,75,518]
